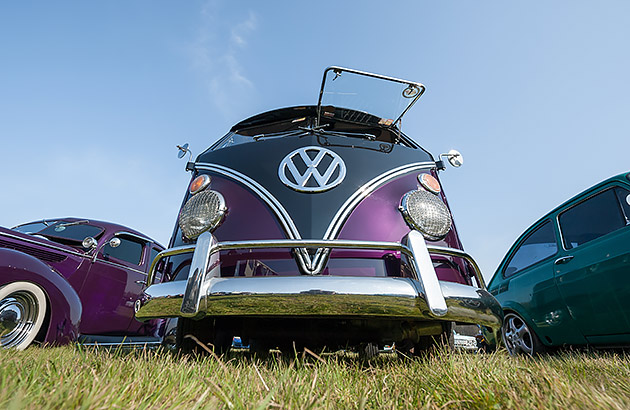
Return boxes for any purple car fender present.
[0,248,82,345]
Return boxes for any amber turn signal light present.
[418,173,441,194]
[189,175,211,195]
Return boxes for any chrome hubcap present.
[0,292,38,348]
[502,314,533,355]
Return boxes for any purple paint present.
[0,218,164,347]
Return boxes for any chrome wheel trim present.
[0,283,47,350]
[502,313,534,356]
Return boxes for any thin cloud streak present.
[188,1,258,115]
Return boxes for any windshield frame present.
[316,66,426,129]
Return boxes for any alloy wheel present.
[502,313,536,356]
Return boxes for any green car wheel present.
[502,312,545,356]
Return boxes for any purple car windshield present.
[36,221,104,243]
[13,221,58,234]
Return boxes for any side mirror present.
[440,149,464,168]
[108,237,121,248]
[176,143,195,172]
[82,237,98,250]
[177,143,190,159]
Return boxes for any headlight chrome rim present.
[400,189,452,241]
[178,190,227,240]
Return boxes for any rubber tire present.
[357,343,380,360]
[398,322,455,357]
[176,318,231,355]
[502,312,545,356]
[422,321,454,352]
[0,282,47,350]
[248,339,271,359]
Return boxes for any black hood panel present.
[196,134,434,240]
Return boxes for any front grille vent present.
[0,239,68,263]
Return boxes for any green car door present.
[554,185,630,343]
[496,219,585,346]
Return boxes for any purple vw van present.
[0,218,164,349]
[135,67,502,355]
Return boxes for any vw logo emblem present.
[278,146,346,192]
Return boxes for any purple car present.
[135,67,503,355]
[0,218,164,349]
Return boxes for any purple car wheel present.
[0,282,47,350]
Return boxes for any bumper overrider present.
[135,230,502,329]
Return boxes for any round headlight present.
[178,190,226,240]
[400,189,452,240]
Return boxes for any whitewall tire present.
[0,282,48,350]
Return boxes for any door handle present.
[554,255,574,265]
[135,280,147,286]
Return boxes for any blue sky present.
[1,1,629,279]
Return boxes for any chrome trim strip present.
[0,231,88,259]
[95,258,148,276]
[79,341,163,348]
[113,231,154,244]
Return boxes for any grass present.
[0,346,628,409]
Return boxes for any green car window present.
[615,187,630,224]
[559,188,627,250]
[504,220,557,277]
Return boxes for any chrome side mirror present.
[108,237,121,248]
[176,143,195,172]
[82,237,98,250]
[440,149,464,168]
[177,143,192,160]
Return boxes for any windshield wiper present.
[253,129,309,141]
[253,125,377,142]
[55,220,90,228]
[306,126,377,141]
[320,130,376,141]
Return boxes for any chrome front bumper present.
[135,231,503,329]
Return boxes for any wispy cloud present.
[188,1,258,115]
[231,10,257,48]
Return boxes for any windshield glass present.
[38,221,104,243]
[317,67,425,127]
[12,221,57,234]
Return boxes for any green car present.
[487,173,630,355]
